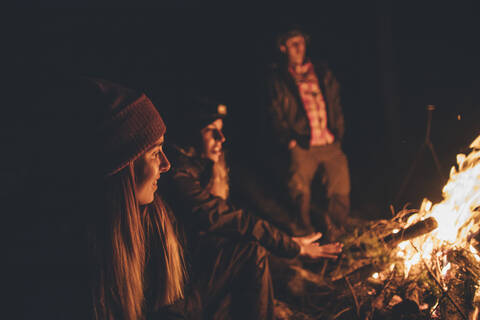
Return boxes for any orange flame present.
[391,135,480,279]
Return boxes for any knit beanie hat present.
[87,78,166,176]
[172,96,227,149]
[185,97,227,133]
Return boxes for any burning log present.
[382,217,438,247]
[348,217,438,253]
[330,217,438,282]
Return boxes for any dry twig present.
[344,276,360,319]
[410,241,468,320]
[331,307,351,320]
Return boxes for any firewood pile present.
[272,208,480,320]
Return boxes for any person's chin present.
[208,153,220,163]
[146,195,155,205]
[139,193,155,206]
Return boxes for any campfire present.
[341,135,480,319]
[396,134,480,275]
[277,135,480,319]
[383,134,480,319]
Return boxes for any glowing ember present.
[470,245,480,262]
[440,262,451,277]
[392,135,480,279]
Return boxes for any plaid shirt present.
[289,61,334,146]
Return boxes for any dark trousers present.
[186,235,274,320]
[287,142,351,234]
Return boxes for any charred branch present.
[382,217,438,247]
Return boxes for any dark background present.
[4,2,480,216]
[2,2,480,318]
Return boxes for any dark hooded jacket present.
[266,60,345,150]
[165,146,300,259]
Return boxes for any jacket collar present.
[281,60,328,98]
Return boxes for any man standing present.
[266,28,351,238]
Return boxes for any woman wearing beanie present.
[60,78,187,320]
[164,98,342,320]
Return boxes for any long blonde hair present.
[91,163,185,320]
[144,196,186,308]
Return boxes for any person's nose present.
[159,151,171,173]
[218,130,226,143]
[214,129,226,143]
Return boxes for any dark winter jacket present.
[266,61,345,150]
[165,147,300,259]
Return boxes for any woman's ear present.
[279,45,286,53]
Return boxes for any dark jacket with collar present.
[266,60,345,150]
[165,146,300,259]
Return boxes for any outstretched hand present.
[292,232,343,260]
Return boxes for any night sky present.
[3,2,480,216]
